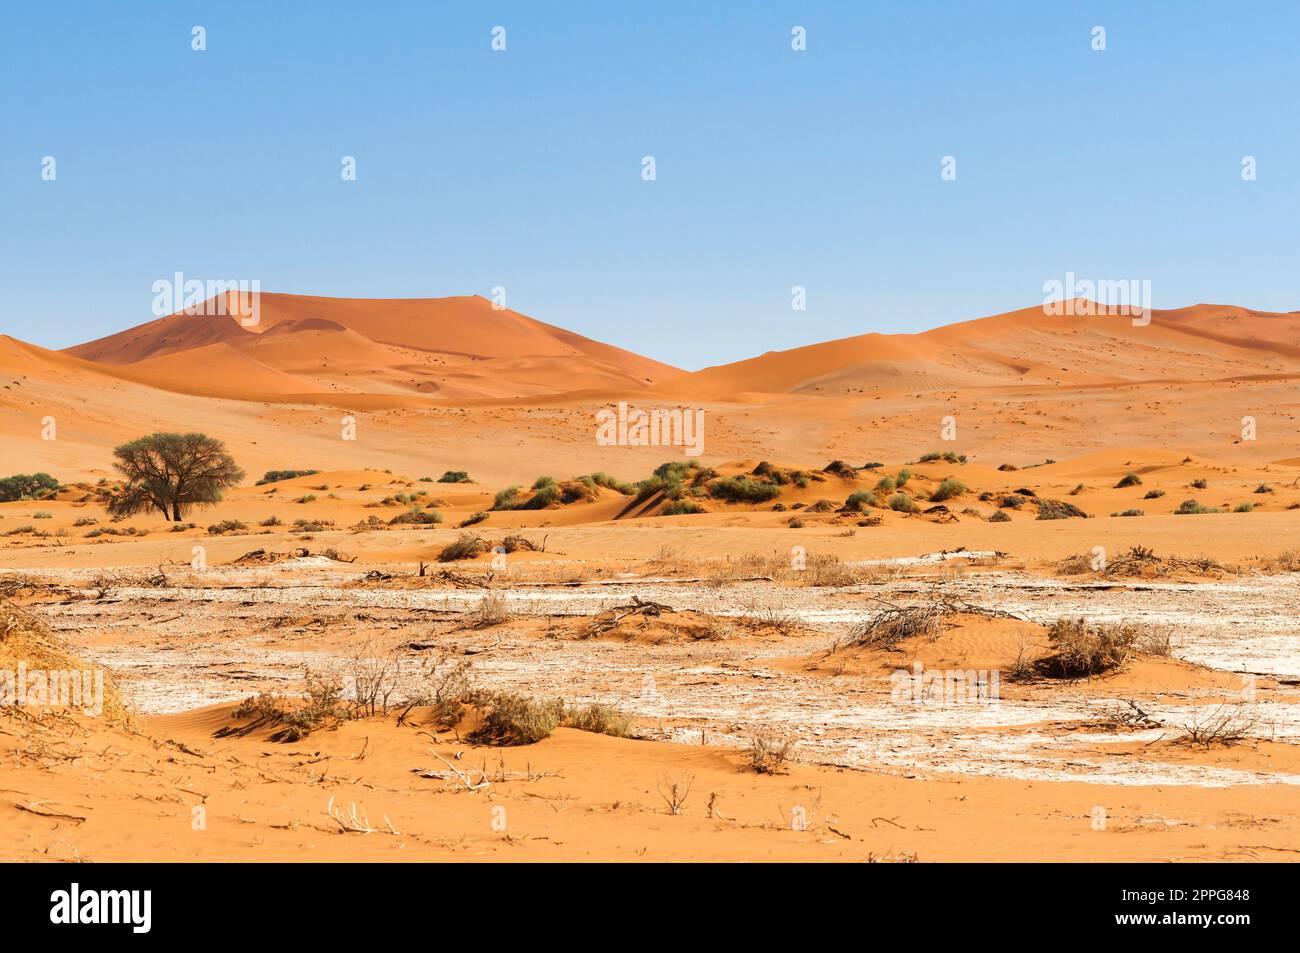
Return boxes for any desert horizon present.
[5,290,1300,868]
[1,2,1290,934]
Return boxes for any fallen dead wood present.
[15,800,87,823]
[582,595,675,638]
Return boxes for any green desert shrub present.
[437,471,472,483]
[844,490,875,511]
[491,486,521,510]
[888,492,919,513]
[929,479,967,503]
[389,507,442,525]
[1035,499,1088,520]
[256,469,319,485]
[581,472,635,495]
[518,481,560,510]
[1175,499,1220,515]
[0,472,59,501]
[1115,472,1142,488]
[207,520,247,535]
[708,476,781,504]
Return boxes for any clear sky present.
[2,2,1296,370]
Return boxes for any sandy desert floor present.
[3,446,1300,862]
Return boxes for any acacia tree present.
[107,432,244,521]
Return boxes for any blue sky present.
[1,1,1296,370]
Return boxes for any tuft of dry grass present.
[746,732,796,774]
[470,691,633,745]
[464,591,511,629]
[0,598,134,728]
[846,603,945,649]
[1035,618,1171,679]
[564,702,632,738]
[438,533,490,562]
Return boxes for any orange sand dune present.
[661,302,1300,399]
[65,293,681,400]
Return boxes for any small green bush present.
[888,493,919,513]
[207,520,247,535]
[844,490,874,511]
[929,479,966,503]
[491,486,521,510]
[256,469,319,485]
[708,476,781,504]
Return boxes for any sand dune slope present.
[64,293,681,399]
[663,302,1300,398]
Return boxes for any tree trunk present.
[171,502,182,522]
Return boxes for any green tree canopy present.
[0,472,59,502]
[107,432,244,521]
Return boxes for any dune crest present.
[63,293,680,400]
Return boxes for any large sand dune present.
[3,295,1299,483]
[64,292,681,400]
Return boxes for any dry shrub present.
[464,591,510,628]
[847,603,945,649]
[1055,553,1095,575]
[1096,546,1229,579]
[438,533,490,562]
[232,692,285,721]
[656,774,694,815]
[348,640,401,717]
[1035,499,1088,520]
[1267,550,1300,572]
[739,599,800,636]
[386,647,476,727]
[803,553,860,587]
[747,732,796,774]
[1036,618,1170,678]
[695,615,739,641]
[1179,704,1259,749]
[230,666,347,742]
[564,702,631,738]
[470,692,564,745]
[0,598,133,728]
[470,691,632,745]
